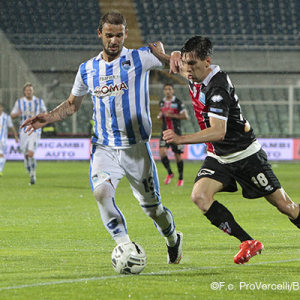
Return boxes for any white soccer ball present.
[111,242,147,275]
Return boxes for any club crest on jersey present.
[94,82,128,97]
[211,95,223,102]
[121,60,131,71]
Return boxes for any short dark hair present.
[98,11,127,32]
[181,36,213,60]
[164,83,174,88]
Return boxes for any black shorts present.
[159,136,184,154]
[195,149,281,199]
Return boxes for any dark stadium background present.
[1,0,300,160]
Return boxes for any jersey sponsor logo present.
[199,92,206,105]
[197,168,215,176]
[99,74,120,82]
[211,95,223,102]
[121,60,131,71]
[94,82,128,97]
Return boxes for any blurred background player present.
[0,103,19,176]
[11,82,47,185]
[21,11,183,264]
[158,83,188,186]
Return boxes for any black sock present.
[290,207,300,228]
[161,156,172,175]
[204,201,253,242]
[177,160,183,180]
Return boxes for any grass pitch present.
[0,161,299,299]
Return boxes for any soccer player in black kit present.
[158,83,188,186]
[151,36,300,264]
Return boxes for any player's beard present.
[104,43,123,59]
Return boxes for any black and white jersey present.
[159,96,186,135]
[189,65,256,156]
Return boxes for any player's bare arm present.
[21,94,84,134]
[149,42,184,75]
[148,41,171,66]
[10,110,22,119]
[163,116,226,145]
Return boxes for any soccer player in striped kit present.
[158,83,188,186]
[11,82,47,184]
[21,11,183,264]
[0,103,19,176]
[152,36,300,264]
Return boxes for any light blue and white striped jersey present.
[11,96,47,132]
[71,47,162,148]
[0,112,13,144]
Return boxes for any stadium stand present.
[134,0,300,50]
[0,0,299,49]
[0,0,101,49]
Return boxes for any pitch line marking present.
[0,258,299,292]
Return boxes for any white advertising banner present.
[4,138,296,161]
[257,138,294,161]
[5,139,91,160]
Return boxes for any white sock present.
[94,182,129,244]
[165,231,178,247]
[28,157,36,177]
[0,157,6,172]
[24,158,30,174]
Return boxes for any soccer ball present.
[111,242,147,275]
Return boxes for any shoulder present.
[207,71,232,93]
[79,56,98,71]
[174,97,183,104]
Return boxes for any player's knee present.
[142,204,164,219]
[27,152,34,158]
[191,190,212,211]
[93,181,113,202]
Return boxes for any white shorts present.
[19,130,40,154]
[90,142,161,207]
[0,141,6,155]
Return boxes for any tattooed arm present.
[21,93,84,135]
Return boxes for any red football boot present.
[164,174,174,185]
[234,240,264,264]
[177,179,184,187]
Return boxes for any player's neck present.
[25,96,33,101]
[102,51,121,63]
[165,96,173,101]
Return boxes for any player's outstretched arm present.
[149,42,183,75]
[163,117,226,145]
[21,94,84,135]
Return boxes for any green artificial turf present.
[0,161,299,299]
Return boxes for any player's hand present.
[15,137,19,143]
[170,51,182,74]
[163,129,181,145]
[20,112,50,135]
[149,41,165,54]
